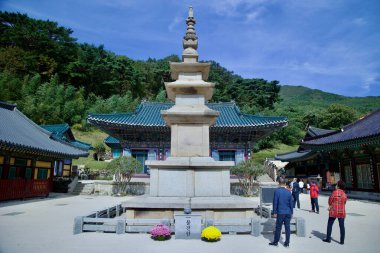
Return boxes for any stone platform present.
[146,157,233,197]
[121,195,258,219]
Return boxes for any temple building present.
[0,102,88,201]
[88,101,287,173]
[40,123,91,177]
[276,108,380,193]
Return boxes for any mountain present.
[279,85,380,114]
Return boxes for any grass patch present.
[73,155,109,171]
[71,129,110,171]
[253,144,298,164]
[71,129,109,147]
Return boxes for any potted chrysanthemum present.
[150,224,172,241]
[201,226,222,242]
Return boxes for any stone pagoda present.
[123,7,256,218]
[146,6,233,198]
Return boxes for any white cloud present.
[245,7,265,22]
[168,16,182,32]
[362,75,376,91]
[205,0,269,17]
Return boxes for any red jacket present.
[329,189,347,218]
[310,183,319,198]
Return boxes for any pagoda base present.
[146,157,234,197]
[121,196,258,219]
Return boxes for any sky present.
[1,0,380,97]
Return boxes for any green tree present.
[18,74,87,124]
[87,91,140,114]
[0,11,77,80]
[302,110,322,127]
[0,46,38,76]
[153,89,168,102]
[0,71,23,102]
[228,78,281,113]
[275,124,303,146]
[106,156,141,195]
[319,104,358,129]
[208,61,239,102]
[93,142,106,161]
[231,160,266,196]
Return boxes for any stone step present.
[72,183,94,195]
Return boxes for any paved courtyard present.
[0,193,379,253]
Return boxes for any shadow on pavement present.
[261,219,275,243]
[0,193,79,208]
[261,219,289,246]
[311,230,326,240]
[312,230,341,244]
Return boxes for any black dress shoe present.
[269,242,278,246]
[322,239,331,243]
[339,241,344,245]
[284,242,289,247]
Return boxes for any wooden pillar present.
[323,153,330,188]
[351,156,357,190]
[370,152,379,191]
[338,160,343,183]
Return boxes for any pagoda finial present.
[188,5,194,18]
[182,6,198,63]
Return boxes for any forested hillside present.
[259,86,380,149]
[1,12,379,152]
[279,85,380,114]
[0,12,280,124]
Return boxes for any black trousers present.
[311,197,319,212]
[274,214,291,244]
[293,192,300,208]
[326,217,345,243]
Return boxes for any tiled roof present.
[302,108,380,147]
[307,126,336,138]
[0,101,88,158]
[70,140,92,150]
[40,124,92,151]
[104,135,120,144]
[40,124,71,139]
[275,149,317,162]
[88,101,287,129]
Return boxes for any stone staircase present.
[71,182,94,195]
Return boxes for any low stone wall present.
[81,180,260,196]
[230,182,260,196]
[91,181,149,196]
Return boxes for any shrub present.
[106,156,141,195]
[93,142,106,161]
[231,160,265,196]
[150,224,172,241]
[201,226,221,242]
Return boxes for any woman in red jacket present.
[323,180,347,245]
[309,181,319,213]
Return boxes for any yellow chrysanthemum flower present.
[201,226,222,241]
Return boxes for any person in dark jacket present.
[292,178,301,209]
[269,177,294,248]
